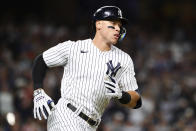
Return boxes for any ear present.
[96,21,102,30]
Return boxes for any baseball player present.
[32,6,142,131]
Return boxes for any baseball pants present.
[47,98,97,131]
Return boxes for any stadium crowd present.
[0,19,195,131]
[0,1,196,130]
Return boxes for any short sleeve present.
[43,41,72,67]
[119,57,138,91]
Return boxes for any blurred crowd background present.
[0,0,196,131]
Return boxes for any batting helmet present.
[92,6,128,41]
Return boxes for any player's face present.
[98,20,122,45]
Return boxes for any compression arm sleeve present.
[32,54,48,90]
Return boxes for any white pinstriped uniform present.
[43,39,138,131]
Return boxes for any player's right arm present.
[32,41,72,120]
[32,54,55,120]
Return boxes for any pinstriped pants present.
[47,98,97,131]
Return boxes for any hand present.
[33,89,55,120]
[104,75,122,99]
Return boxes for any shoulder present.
[75,38,92,44]
[112,46,135,69]
[113,46,135,72]
[66,38,91,44]
[54,39,91,49]
[113,46,133,63]
[59,38,91,47]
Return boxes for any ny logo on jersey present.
[106,60,121,77]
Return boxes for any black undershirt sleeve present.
[32,54,48,90]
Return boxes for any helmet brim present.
[102,17,128,25]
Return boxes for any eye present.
[111,21,121,27]
[117,22,122,27]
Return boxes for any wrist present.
[33,88,44,97]
[34,84,43,90]
[118,91,131,104]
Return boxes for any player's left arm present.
[104,57,142,109]
[119,58,142,109]
[104,77,142,109]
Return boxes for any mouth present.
[114,34,119,39]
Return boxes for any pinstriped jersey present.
[43,39,138,119]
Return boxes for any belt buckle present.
[86,117,94,126]
[86,117,91,123]
[94,119,99,126]
[87,117,96,126]
[88,118,99,126]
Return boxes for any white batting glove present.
[104,76,122,99]
[33,89,55,120]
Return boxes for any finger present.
[104,79,115,85]
[40,105,47,119]
[106,93,116,97]
[50,102,55,108]
[34,107,37,119]
[106,87,115,93]
[47,100,55,109]
[105,84,113,89]
[45,103,51,116]
[37,107,42,120]
[104,82,116,88]
[106,93,115,96]
[43,105,49,117]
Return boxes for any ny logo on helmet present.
[118,9,122,17]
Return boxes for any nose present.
[115,25,120,32]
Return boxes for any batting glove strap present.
[118,91,131,104]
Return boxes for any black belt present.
[67,103,99,126]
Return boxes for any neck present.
[92,33,111,52]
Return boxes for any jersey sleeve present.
[119,57,138,91]
[43,41,72,67]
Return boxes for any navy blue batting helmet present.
[93,6,128,25]
[92,6,128,41]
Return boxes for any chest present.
[70,50,122,78]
